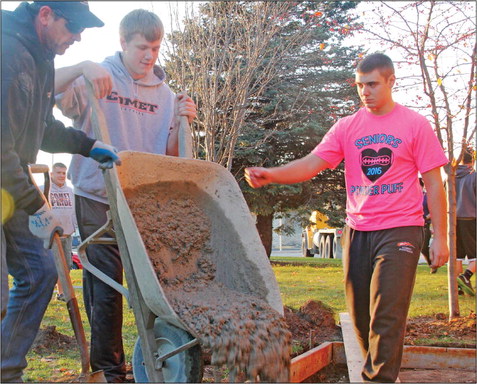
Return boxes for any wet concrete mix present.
[125,181,291,382]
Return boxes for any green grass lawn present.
[271,257,476,319]
[17,258,476,382]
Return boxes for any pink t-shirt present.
[312,103,448,231]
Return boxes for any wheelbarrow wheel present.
[132,320,203,383]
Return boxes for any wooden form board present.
[401,345,476,370]
[290,314,476,383]
[290,341,333,383]
[290,339,476,383]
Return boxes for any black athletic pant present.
[456,218,476,261]
[421,222,432,265]
[342,226,423,383]
[75,195,126,383]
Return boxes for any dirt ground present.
[284,302,476,383]
[33,300,475,383]
[405,311,476,348]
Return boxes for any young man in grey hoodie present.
[54,9,196,382]
[455,147,476,296]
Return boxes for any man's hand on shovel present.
[89,140,122,169]
[28,202,64,249]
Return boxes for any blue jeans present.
[1,225,8,320]
[1,209,57,382]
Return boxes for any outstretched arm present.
[245,153,330,188]
[422,166,449,269]
[55,61,112,99]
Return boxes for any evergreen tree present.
[231,1,363,255]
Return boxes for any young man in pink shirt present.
[245,53,449,383]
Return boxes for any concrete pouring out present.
[125,181,291,382]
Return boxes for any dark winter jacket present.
[1,2,95,215]
[455,164,476,219]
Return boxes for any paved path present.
[339,312,366,383]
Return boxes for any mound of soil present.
[405,311,476,348]
[31,325,77,353]
[283,300,342,358]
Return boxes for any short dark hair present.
[53,162,67,169]
[357,53,395,79]
[463,147,475,164]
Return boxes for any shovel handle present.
[53,235,91,375]
[178,116,193,159]
[28,164,49,174]
[85,80,111,145]
[28,165,91,375]
[27,164,51,201]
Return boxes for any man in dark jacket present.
[455,147,476,296]
[1,2,120,382]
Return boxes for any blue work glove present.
[89,141,121,169]
[28,203,64,249]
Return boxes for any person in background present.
[1,2,120,382]
[420,179,437,273]
[48,163,77,301]
[54,9,197,382]
[245,53,449,383]
[455,147,476,296]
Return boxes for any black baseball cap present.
[33,1,104,29]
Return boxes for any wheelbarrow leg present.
[77,213,130,302]
[124,269,165,382]
[75,212,164,381]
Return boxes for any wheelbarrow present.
[79,81,284,382]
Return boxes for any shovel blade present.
[87,370,107,383]
[78,370,107,383]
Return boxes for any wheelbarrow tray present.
[114,150,283,335]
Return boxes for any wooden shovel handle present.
[28,164,91,375]
[178,116,193,159]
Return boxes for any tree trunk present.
[447,166,460,319]
[256,214,274,258]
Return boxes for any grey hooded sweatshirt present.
[56,52,175,204]
[455,164,476,219]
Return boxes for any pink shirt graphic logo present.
[361,148,394,182]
